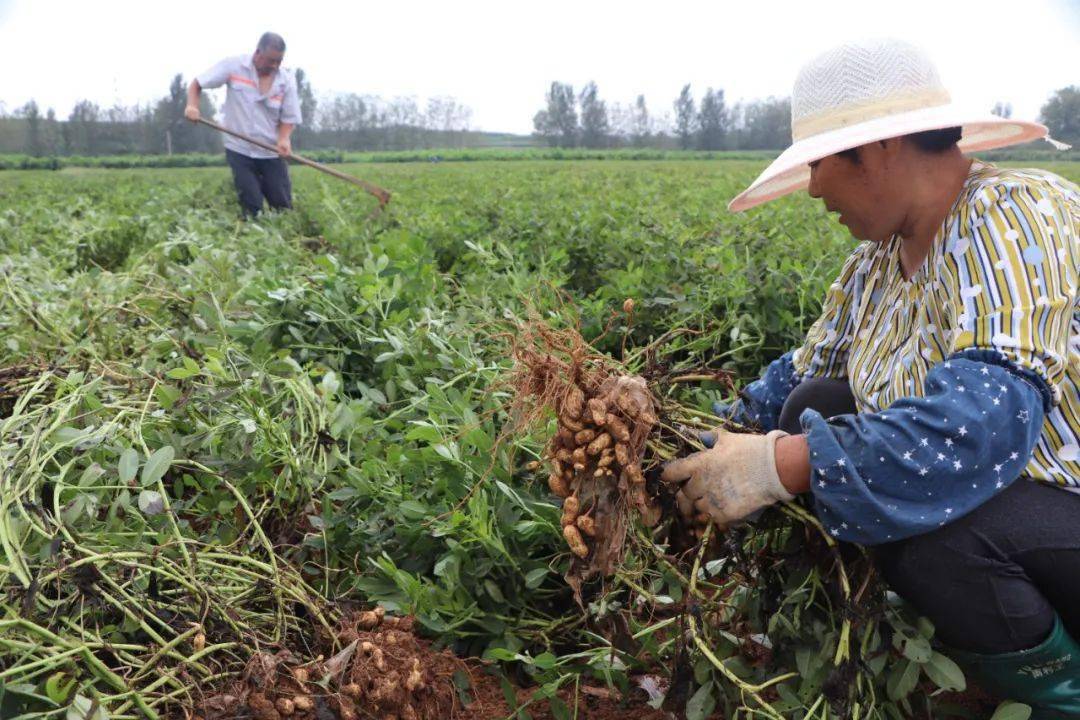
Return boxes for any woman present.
[661,38,1080,716]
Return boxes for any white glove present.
[661,429,793,530]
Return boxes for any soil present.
[189,610,673,720]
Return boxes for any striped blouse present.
[792,161,1080,490]
[723,162,1079,543]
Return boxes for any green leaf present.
[924,652,966,691]
[326,487,358,501]
[140,446,174,487]
[52,426,89,444]
[44,671,75,704]
[524,567,548,589]
[165,367,196,380]
[118,448,139,484]
[433,443,459,462]
[902,634,932,663]
[138,490,165,516]
[204,357,226,377]
[686,682,715,720]
[774,683,803,712]
[452,669,474,706]
[499,674,518,711]
[398,501,429,520]
[154,384,181,409]
[321,370,340,395]
[795,646,815,678]
[531,652,557,670]
[990,701,1032,720]
[886,659,920,701]
[405,423,443,444]
[867,650,888,676]
[78,463,105,487]
[484,579,505,603]
[67,694,109,720]
[548,695,571,720]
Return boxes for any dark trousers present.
[225,149,292,217]
[782,378,1080,653]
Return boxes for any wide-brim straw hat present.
[729,38,1062,212]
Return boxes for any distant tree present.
[1039,86,1080,146]
[151,74,216,154]
[423,96,472,147]
[305,91,473,150]
[533,82,578,148]
[321,94,369,133]
[43,108,61,155]
[386,95,421,149]
[991,101,1013,119]
[630,95,652,147]
[578,82,609,148]
[66,100,101,154]
[650,110,674,141]
[697,87,728,150]
[737,96,791,149]
[605,102,630,145]
[674,84,696,150]
[14,100,42,156]
[293,68,318,149]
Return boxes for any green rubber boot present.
[952,615,1080,719]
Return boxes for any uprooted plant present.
[504,305,979,719]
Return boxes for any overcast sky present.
[0,0,1076,134]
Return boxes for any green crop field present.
[1,159,1077,720]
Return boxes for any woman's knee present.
[777,378,857,434]
[873,524,1053,652]
[875,533,950,596]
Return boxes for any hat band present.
[791,87,953,142]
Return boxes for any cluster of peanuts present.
[338,608,427,720]
[237,607,429,720]
[542,375,658,558]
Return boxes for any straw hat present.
[729,38,1063,212]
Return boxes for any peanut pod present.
[586,432,612,456]
[563,524,590,558]
[576,514,597,537]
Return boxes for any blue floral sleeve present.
[802,353,1047,545]
[717,351,801,431]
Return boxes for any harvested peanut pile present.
[198,609,499,720]
[194,609,670,720]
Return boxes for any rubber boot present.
[951,615,1080,719]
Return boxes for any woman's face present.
[807,143,904,243]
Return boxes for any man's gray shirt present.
[197,55,301,159]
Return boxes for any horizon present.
[0,0,1077,134]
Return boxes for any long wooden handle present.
[196,117,391,206]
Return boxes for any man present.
[185,32,301,217]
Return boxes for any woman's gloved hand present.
[661,429,793,530]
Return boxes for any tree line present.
[533,81,1080,151]
[1,73,1077,156]
[0,70,476,156]
[532,82,790,150]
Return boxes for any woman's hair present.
[836,126,963,164]
[906,126,963,153]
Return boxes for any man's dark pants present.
[225,149,292,217]
[780,378,1080,653]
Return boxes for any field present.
[1,159,1077,720]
